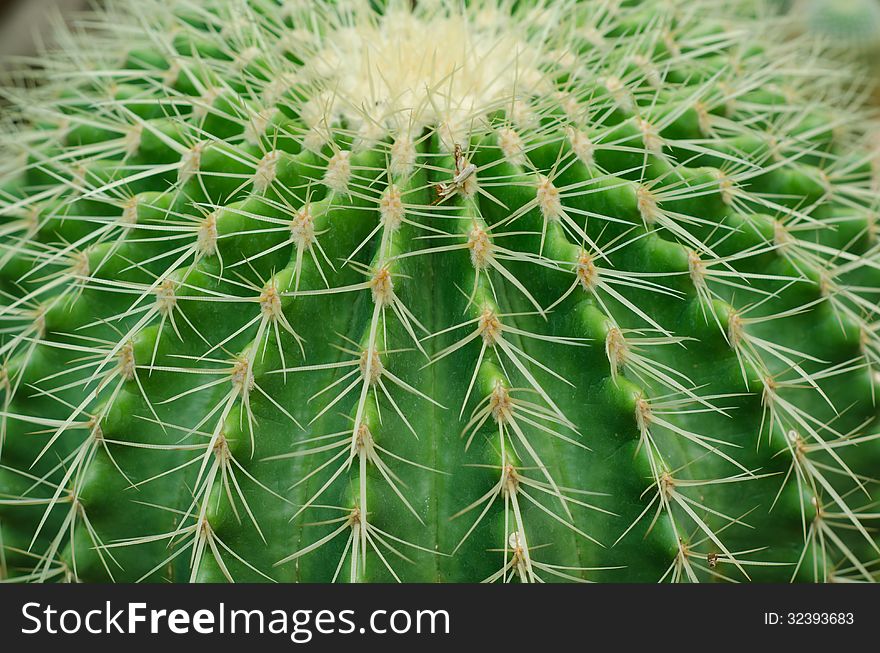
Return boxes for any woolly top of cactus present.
[297,7,548,143]
[0,0,878,584]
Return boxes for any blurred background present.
[0,0,88,58]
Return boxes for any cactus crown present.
[0,0,878,583]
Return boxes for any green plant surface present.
[0,0,878,583]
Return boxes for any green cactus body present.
[0,0,878,583]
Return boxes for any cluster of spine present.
[0,0,878,583]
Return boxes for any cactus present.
[0,0,878,584]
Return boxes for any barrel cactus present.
[0,0,878,584]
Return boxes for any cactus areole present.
[0,0,878,584]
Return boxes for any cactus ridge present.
[0,0,878,583]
